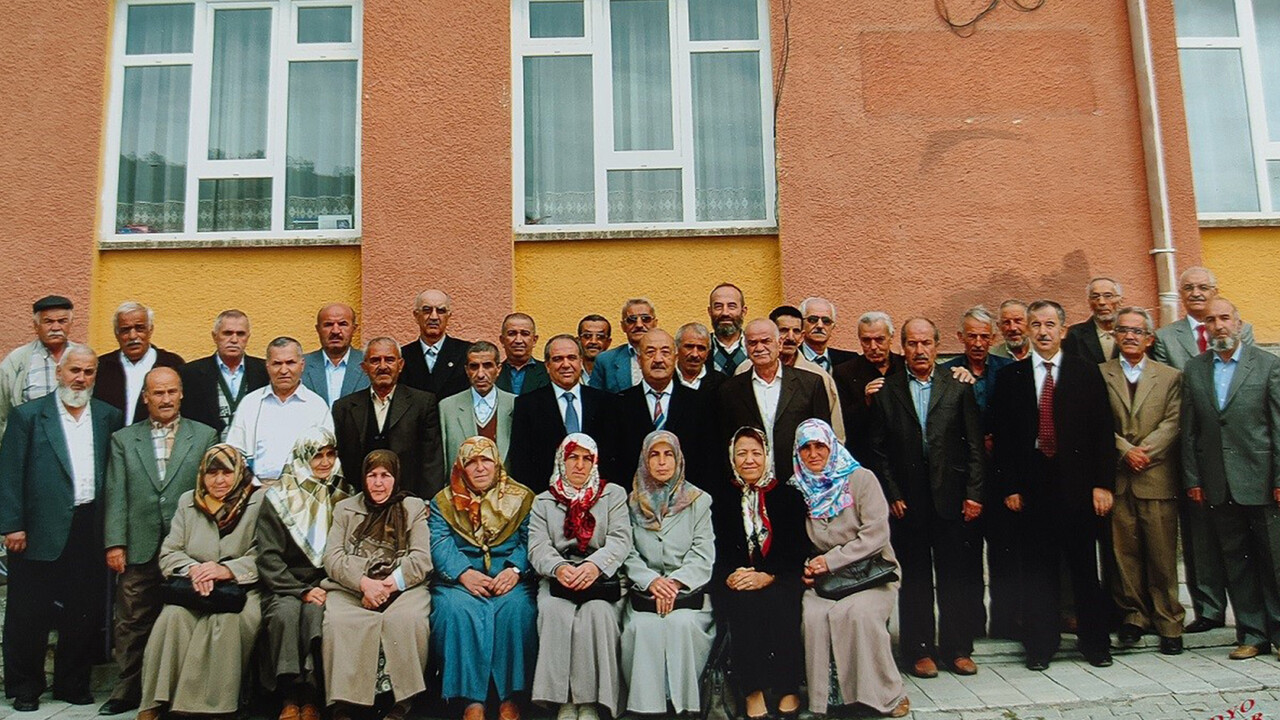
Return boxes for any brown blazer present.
[1101,358,1181,499]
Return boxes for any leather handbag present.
[813,554,898,601]
[630,589,706,614]
[549,554,623,604]
[159,576,248,614]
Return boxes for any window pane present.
[607,169,682,222]
[530,0,585,38]
[1179,48,1259,212]
[612,0,673,151]
[1172,0,1238,37]
[126,3,195,54]
[198,178,272,232]
[1268,161,1280,210]
[298,7,353,43]
[689,0,758,41]
[116,66,191,234]
[524,56,595,224]
[1254,0,1280,140]
[209,9,271,160]
[691,52,766,221]
[286,61,359,230]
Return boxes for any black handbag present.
[159,576,248,614]
[813,554,898,601]
[549,554,622,604]
[629,589,706,614]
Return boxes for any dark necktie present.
[1037,362,1057,458]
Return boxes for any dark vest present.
[476,411,498,442]
[365,395,391,452]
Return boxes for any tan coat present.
[1100,358,1182,498]
[321,495,433,706]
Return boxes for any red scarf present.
[548,434,605,553]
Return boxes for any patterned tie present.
[651,390,666,429]
[426,346,438,372]
[563,392,580,434]
[1037,362,1057,458]
[1196,324,1208,354]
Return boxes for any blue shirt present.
[323,351,350,408]
[942,353,1011,416]
[908,371,933,450]
[216,355,245,397]
[471,387,496,425]
[505,363,529,395]
[1212,345,1243,411]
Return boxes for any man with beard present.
[1181,297,1280,661]
[577,314,613,386]
[496,312,549,395]
[0,347,123,710]
[401,289,471,400]
[439,341,515,472]
[707,283,748,376]
[798,296,857,370]
[591,298,658,393]
[1064,278,1124,364]
[991,300,1032,361]
[301,303,368,407]
[1154,267,1256,371]
[0,295,83,440]
[674,322,721,393]
[93,302,185,426]
[833,311,905,463]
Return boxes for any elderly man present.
[1154,267,1256,370]
[1181,297,1280,660]
[401,289,471,400]
[675,322,722,394]
[0,347,123,710]
[496,312,549,395]
[439,341,515,472]
[617,328,709,483]
[707,283,748,375]
[179,310,269,438]
[990,300,1032,361]
[0,295,82,439]
[833,311,905,464]
[1099,308,1184,655]
[590,298,657,393]
[1063,278,1124,364]
[577,314,613,385]
[99,368,218,715]
[94,302,184,426]
[226,337,333,482]
[798,296,857,371]
[943,306,1012,420]
[301,303,368,408]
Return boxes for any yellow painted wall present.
[1201,227,1280,344]
[514,236,783,343]
[90,247,362,361]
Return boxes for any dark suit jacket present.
[94,347,185,422]
[1063,320,1119,365]
[833,353,905,464]
[717,365,831,484]
[615,381,711,485]
[869,370,985,519]
[178,354,268,434]
[509,384,617,493]
[332,384,446,499]
[496,359,551,396]
[0,396,123,561]
[989,354,1116,513]
[400,336,471,401]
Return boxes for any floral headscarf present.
[629,430,702,531]
[264,427,351,567]
[789,418,858,519]
[548,433,605,554]
[729,427,778,561]
[437,436,534,570]
[194,444,257,537]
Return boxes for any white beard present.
[57,385,91,408]
[1210,335,1238,353]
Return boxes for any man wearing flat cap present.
[0,296,84,441]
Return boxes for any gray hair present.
[1086,277,1124,297]
[265,336,304,358]
[56,345,97,370]
[799,297,837,322]
[858,311,895,337]
[1027,299,1067,325]
[113,301,154,331]
[1179,266,1219,288]
[212,309,250,334]
[1115,306,1155,335]
[959,305,995,332]
[502,312,537,334]
[998,299,1028,314]
[620,297,656,320]
[411,289,452,311]
[466,340,501,361]
[364,336,401,357]
[744,318,780,340]
[675,322,710,344]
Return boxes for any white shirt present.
[678,365,708,389]
[227,384,334,482]
[750,364,783,448]
[471,387,497,426]
[555,383,584,426]
[627,346,642,385]
[120,347,158,425]
[58,400,96,505]
[324,350,351,407]
[420,338,446,372]
[643,380,674,421]
[1120,356,1145,384]
[1032,350,1063,396]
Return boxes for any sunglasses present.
[805,316,834,326]
[624,314,654,325]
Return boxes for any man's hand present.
[106,547,126,574]
[962,499,983,522]
[459,568,494,598]
[1124,446,1152,473]
[950,366,976,385]
[1187,487,1205,504]
[1093,488,1114,517]
[864,378,887,405]
[490,567,521,596]
[1005,494,1023,512]
[302,587,327,606]
[890,500,907,519]
[4,531,27,554]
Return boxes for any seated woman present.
[710,427,808,720]
[322,450,432,720]
[257,428,352,720]
[528,433,632,720]
[621,430,716,716]
[138,444,264,720]
[792,419,908,718]
[429,437,537,720]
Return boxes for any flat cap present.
[32,295,73,313]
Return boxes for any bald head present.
[413,289,453,343]
[744,318,780,373]
[639,328,676,387]
[316,302,358,359]
[143,366,183,424]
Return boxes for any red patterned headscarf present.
[547,433,604,553]
[729,427,778,562]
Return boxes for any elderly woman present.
[429,437,537,720]
[710,427,808,720]
[621,430,715,716]
[792,419,909,718]
[322,450,432,720]
[529,433,632,720]
[138,445,263,720]
[257,428,351,720]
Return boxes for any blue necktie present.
[563,392,580,434]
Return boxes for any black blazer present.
[833,353,906,464]
[509,384,617,493]
[1063,321,1118,365]
[332,384,446,499]
[709,479,809,587]
[826,347,858,367]
[868,370,985,519]
[717,365,831,485]
[615,382,711,485]
[94,347,185,422]
[400,336,471,401]
[989,355,1116,512]
[178,354,268,434]
[496,359,551,395]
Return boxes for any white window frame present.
[511,0,777,235]
[100,0,363,245]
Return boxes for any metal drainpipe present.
[1126,0,1182,326]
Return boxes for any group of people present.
[0,266,1274,720]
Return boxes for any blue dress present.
[428,499,539,703]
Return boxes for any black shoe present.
[1185,617,1225,633]
[1116,623,1143,647]
[1160,636,1184,655]
[1025,658,1050,671]
[1084,651,1113,668]
[99,699,140,715]
[12,696,39,712]
[52,691,95,706]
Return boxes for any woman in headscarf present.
[528,433,632,720]
[138,444,264,720]
[429,436,537,720]
[710,427,809,720]
[791,419,909,718]
[257,427,351,720]
[321,450,432,720]
[620,430,715,716]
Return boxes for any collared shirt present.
[711,336,745,375]
[216,354,246,398]
[23,342,61,403]
[907,371,933,434]
[324,350,351,408]
[1213,344,1243,411]
[151,416,179,478]
[799,343,833,371]
[1119,356,1146,385]
[678,365,708,389]
[555,383,584,427]
[58,400,95,505]
[643,380,674,424]
[505,360,533,395]
[1095,320,1116,359]
[371,386,396,432]
[121,346,158,425]
[420,338,446,372]
[627,345,642,385]
[751,364,783,447]
[1032,350,1063,396]
[226,384,333,482]
[471,387,496,426]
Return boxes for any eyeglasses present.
[1088,293,1120,302]
[624,314,654,325]
[416,306,449,316]
[1180,283,1216,293]
[805,316,834,326]
[1113,326,1148,336]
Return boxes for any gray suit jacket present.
[104,417,219,565]
[1181,344,1280,505]
[301,348,369,405]
[1152,317,1255,370]
[438,388,515,472]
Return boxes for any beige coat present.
[140,490,265,714]
[1100,358,1182,498]
[322,495,433,706]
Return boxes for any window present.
[104,0,361,241]
[1175,0,1280,217]
[512,0,776,233]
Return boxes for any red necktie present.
[1196,324,1208,353]
[1037,363,1057,458]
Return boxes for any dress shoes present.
[1115,623,1143,647]
[53,691,96,705]
[888,697,911,718]
[99,699,140,716]
[278,702,301,720]
[12,696,39,712]
[1185,617,1225,633]
[136,707,161,720]
[385,700,412,720]
[950,657,978,675]
[300,704,320,720]
[1025,658,1050,671]
[1229,644,1262,660]
[1084,651,1113,668]
[1160,636,1184,655]
[910,656,938,678]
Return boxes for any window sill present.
[514,225,779,242]
[1199,216,1280,228]
[99,235,362,251]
